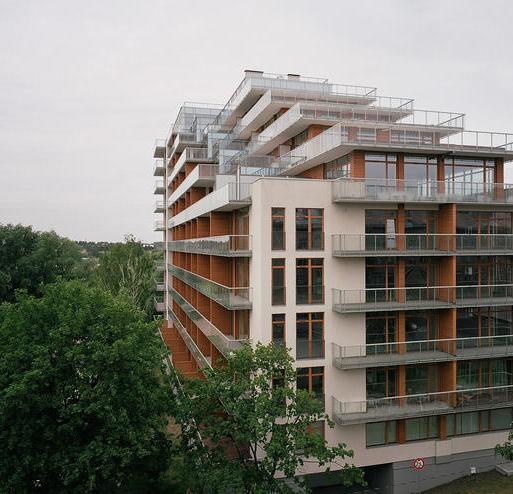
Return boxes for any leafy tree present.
[0,280,175,493]
[0,224,83,302]
[95,235,158,317]
[496,429,513,461]
[172,343,364,493]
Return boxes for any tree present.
[172,343,364,493]
[496,430,513,461]
[95,235,158,317]
[0,224,83,303]
[0,280,175,493]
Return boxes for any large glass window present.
[405,257,438,288]
[404,155,438,182]
[366,313,397,353]
[365,153,396,181]
[272,259,286,305]
[457,307,513,340]
[296,312,324,359]
[366,421,397,447]
[366,368,397,401]
[324,155,351,179]
[405,312,438,343]
[456,256,512,286]
[406,365,437,395]
[444,157,495,185]
[296,258,324,304]
[457,359,513,390]
[272,314,285,346]
[271,208,285,250]
[296,208,324,250]
[297,366,324,403]
[405,417,439,441]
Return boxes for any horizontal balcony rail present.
[168,147,214,185]
[332,233,513,256]
[166,164,218,206]
[168,235,251,257]
[279,123,513,172]
[296,339,325,359]
[155,260,165,272]
[332,384,513,425]
[168,264,252,310]
[154,220,165,231]
[169,288,249,355]
[153,241,165,250]
[154,297,165,313]
[168,307,212,370]
[332,178,513,204]
[154,179,165,194]
[332,335,513,369]
[155,281,166,292]
[332,284,513,313]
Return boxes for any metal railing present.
[332,178,513,204]
[332,233,513,256]
[332,284,513,312]
[153,158,165,176]
[154,297,165,313]
[168,264,252,310]
[279,123,513,171]
[168,235,251,257]
[169,288,249,355]
[296,339,325,359]
[154,220,165,231]
[332,385,513,424]
[154,200,165,212]
[154,179,165,194]
[332,335,513,369]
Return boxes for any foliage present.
[0,280,175,494]
[0,223,83,302]
[496,428,513,462]
[94,235,159,317]
[172,343,364,493]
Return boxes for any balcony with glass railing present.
[154,138,166,159]
[154,200,165,213]
[166,164,218,207]
[169,288,249,355]
[153,158,165,176]
[296,339,325,360]
[168,235,251,257]
[155,260,165,272]
[332,233,513,257]
[278,123,513,174]
[167,147,215,184]
[155,281,166,292]
[332,385,513,425]
[332,284,513,313]
[332,335,513,370]
[332,178,513,205]
[168,306,212,370]
[154,179,165,195]
[168,182,252,229]
[154,220,165,232]
[168,264,251,310]
[154,296,165,313]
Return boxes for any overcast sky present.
[1,0,513,242]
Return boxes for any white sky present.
[1,0,513,242]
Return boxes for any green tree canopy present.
[172,343,364,493]
[0,280,174,493]
[95,235,158,317]
[0,223,83,302]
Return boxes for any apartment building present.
[153,70,513,493]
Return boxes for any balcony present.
[168,307,212,370]
[168,264,252,310]
[167,164,218,207]
[154,200,165,213]
[169,288,249,355]
[332,284,513,313]
[154,138,166,159]
[279,123,513,175]
[332,385,513,425]
[332,178,513,205]
[154,297,165,313]
[332,234,513,257]
[296,339,325,360]
[168,235,251,257]
[332,335,513,370]
[153,158,165,176]
[154,220,165,232]
[155,281,166,292]
[168,182,252,229]
[155,260,165,272]
[154,179,165,195]
[167,147,215,186]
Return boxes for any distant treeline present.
[77,240,155,258]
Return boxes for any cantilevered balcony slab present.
[332,178,513,205]
[168,264,251,310]
[332,284,513,313]
[168,235,251,257]
[154,179,165,195]
[332,234,513,257]
[154,220,165,232]
[168,307,212,370]
[153,158,165,176]
[154,139,166,159]
[154,297,165,313]
[167,147,216,185]
[332,385,513,425]
[169,288,249,356]
[332,336,513,370]
[168,182,252,229]
[167,164,218,207]
[154,200,165,213]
